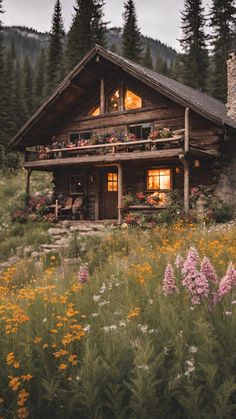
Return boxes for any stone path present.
[0,221,119,272]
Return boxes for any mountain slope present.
[3,25,177,67]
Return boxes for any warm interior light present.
[147,169,171,190]
[91,106,100,116]
[107,172,118,192]
[194,160,200,167]
[125,90,142,110]
[175,167,181,174]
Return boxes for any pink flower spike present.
[78,264,89,284]
[163,264,179,296]
[218,263,236,300]
[200,257,218,285]
[175,254,184,270]
[182,247,200,275]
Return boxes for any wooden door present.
[99,168,118,220]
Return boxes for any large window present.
[125,90,142,110]
[107,172,118,192]
[129,123,152,140]
[89,106,100,117]
[108,88,120,113]
[147,169,171,191]
[69,131,91,142]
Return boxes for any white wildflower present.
[119,321,127,327]
[98,300,110,307]
[42,318,47,323]
[91,312,99,317]
[188,345,198,354]
[137,364,150,371]
[83,324,91,333]
[93,294,101,302]
[164,347,169,355]
[225,311,232,316]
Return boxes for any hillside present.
[3,25,177,67]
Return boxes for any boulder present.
[48,228,67,236]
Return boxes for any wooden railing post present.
[182,107,190,215]
[25,168,32,206]
[100,78,105,115]
[117,164,123,224]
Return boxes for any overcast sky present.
[3,0,210,51]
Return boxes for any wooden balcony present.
[24,134,185,170]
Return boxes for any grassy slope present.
[0,223,236,417]
[0,170,52,261]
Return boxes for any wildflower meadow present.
[0,222,236,418]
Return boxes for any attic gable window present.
[89,106,100,117]
[108,88,120,113]
[125,90,142,110]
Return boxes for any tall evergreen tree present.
[0,0,6,145]
[13,61,27,129]
[155,55,169,76]
[143,45,153,69]
[210,0,236,102]
[47,0,65,94]
[66,0,106,70]
[35,49,47,108]
[179,0,209,92]
[23,56,34,118]
[122,0,142,63]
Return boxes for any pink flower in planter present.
[163,264,179,296]
[182,247,200,276]
[200,257,218,285]
[78,264,89,284]
[218,263,236,299]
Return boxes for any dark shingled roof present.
[98,46,236,129]
[10,45,236,148]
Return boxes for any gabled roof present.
[11,45,236,149]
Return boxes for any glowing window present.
[125,90,142,110]
[89,106,100,117]
[107,172,118,192]
[147,169,171,190]
[108,89,120,113]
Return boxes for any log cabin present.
[10,46,236,223]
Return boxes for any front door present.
[99,168,118,219]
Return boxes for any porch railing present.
[25,131,184,163]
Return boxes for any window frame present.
[146,168,173,192]
[68,131,92,143]
[129,122,153,140]
[107,172,118,192]
[69,174,85,196]
[124,89,143,111]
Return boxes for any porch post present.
[183,107,190,215]
[117,164,123,224]
[25,168,32,206]
[100,78,105,115]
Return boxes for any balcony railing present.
[25,131,184,163]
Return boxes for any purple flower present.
[163,264,179,296]
[78,264,89,284]
[200,257,218,285]
[218,263,236,300]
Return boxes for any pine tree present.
[13,61,27,129]
[47,0,65,94]
[23,56,34,118]
[210,0,236,102]
[122,0,142,63]
[155,55,168,75]
[0,0,6,145]
[35,49,47,108]
[179,0,209,91]
[66,0,106,70]
[143,45,153,69]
